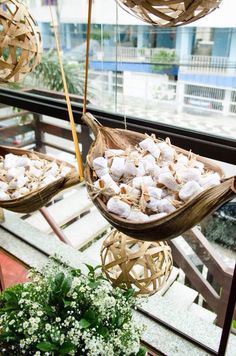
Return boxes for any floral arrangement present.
[0,262,146,356]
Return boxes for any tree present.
[151,49,177,72]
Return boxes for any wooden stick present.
[49,5,84,180]
[83,0,93,115]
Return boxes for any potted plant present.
[0,261,146,355]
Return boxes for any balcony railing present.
[91,47,236,74]
[0,88,235,355]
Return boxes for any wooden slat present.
[183,228,234,285]
[0,123,34,137]
[63,209,110,249]
[0,110,30,121]
[169,238,220,311]
[40,122,80,141]
[26,187,91,233]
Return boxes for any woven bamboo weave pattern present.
[101,230,173,296]
[0,0,42,82]
[0,145,79,213]
[116,0,222,27]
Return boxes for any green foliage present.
[151,49,177,72]
[28,50,84,95]
[0,260,145,355]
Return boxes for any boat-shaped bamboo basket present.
[0,145,80,213]
[83,113,236,242]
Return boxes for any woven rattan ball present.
[101,230,173,296]
[116,0,222,27]
[0,0,42,82]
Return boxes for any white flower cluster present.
[92,136,221,222]
[0,263,145,355]
[0,153,71,200]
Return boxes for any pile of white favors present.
[91,136,221,223]
[0,153,71,200]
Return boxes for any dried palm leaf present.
[83,113,236,241]
[0,145,79,213]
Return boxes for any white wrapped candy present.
[176,154,188,166]
[0,191,10,200]
[110,157,125,179]
[146,197,161,211]
[8,176,28,190]
[120,184,140,200]
[176,167,201,183]
[140,154,156,175]
[16,156,31,167]
[132,176,155,189]
[149,212,167,221]
[11,191,23,199]
[179,181,202,202]
[200,173,221,189]
[95,174,120,195]
[158,172,179,191]
[4,154,18,169]
[107,197,131,218]
[190,160,205,173]
[158,141,175,162]
[139,138,160,159]
[29,167,43,179]
[124,160,145,177]
[105,149,125,158]
[127,208,149,222]
[93,157,109,178]
[155,199,176,214]
[28,182,39,191]
[60,166,71,177]
[147,186,162,200]
[41,175,56,186]
[19,187,30,195]
[32,159,45,169]
[6,167,25,181]
[0,181,8,192]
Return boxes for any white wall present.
[28,0,235,27]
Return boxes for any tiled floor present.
[0,249,29,290]
[91,96,236,139]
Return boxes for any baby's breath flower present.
[0,261,145,355]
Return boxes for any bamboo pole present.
[83,0,93,115]
[49,4,84,180]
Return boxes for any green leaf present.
[88,281,100,289]
[3,290,18,304]
[0,332,17,342]
[59,341,75,355]
[136,347,147,356]
[36,341,58,352]
[97,326,109,338]
[79,319,90,329]
[85,264,95,275]
[84,309,98,323]
[124,288,135,299]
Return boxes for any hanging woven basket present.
[101,230,173,296]
[0,0,42,82]
[0,145,79,213]
[83,112,236,242]
[116,0,222,27]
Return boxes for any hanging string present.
[49,3,84,180]
[83,0,93,115]
[116,2,127,129]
